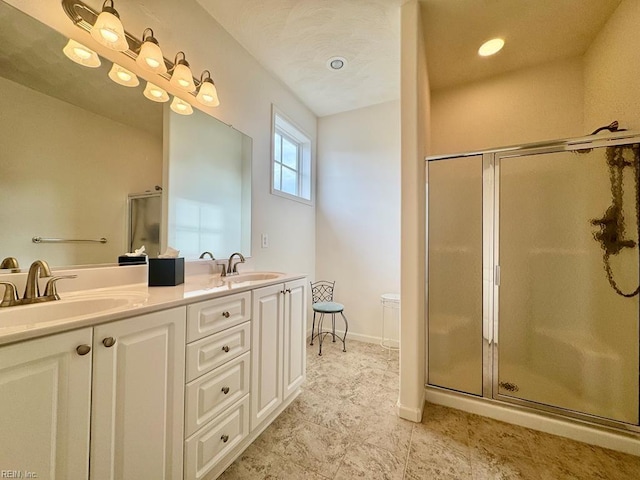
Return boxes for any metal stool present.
[310,280,348,355]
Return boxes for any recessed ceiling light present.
[327,56,347,71]
[478,38,505,57]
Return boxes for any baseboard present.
[425,387,640,457]
[397,389,425,422]
[306,327,386,346]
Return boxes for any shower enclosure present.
[427,132,640,431]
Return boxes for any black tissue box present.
[118,255,148,266]
[148,258,184,286]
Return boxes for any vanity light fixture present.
[136,28,167,74]
[170,96,193,115]
[62,39,101,68]
[478,38,505,57]
[196,70,220,107]
[108,63,139,87]
[90,0,128,52]
[143,81,169,102]
[62,0,221,106]
[170,52,195,92]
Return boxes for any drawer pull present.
[221,434,229,443]
[76,344,91,356]
[102,337,116,348]
[222,311,230,318]
[221,386,230,394]
[222,345,230,353]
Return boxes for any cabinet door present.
[0,328,93,479]
[283,279,306,400]
[251,283,284,430]
[90,307,186,480]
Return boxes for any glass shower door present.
[428,155,484,396]
[496,144,639,424]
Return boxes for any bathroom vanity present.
[0,270,307,480]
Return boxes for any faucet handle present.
[0,281,19,307]
[43,275,78,300]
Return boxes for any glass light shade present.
[62,39,101,68]
[170,96,193,115]
[196,79,220,107]
[108,63,139,87]
[91,8,128,52]
[170,62,195,91]
[136,39,167,74]
[143,82,169,103]
[478,38,505,57]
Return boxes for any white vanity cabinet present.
[0,328,93,479]
[0,307,186,480]
[90,307,186,480]
[251,278,306,430]
[0,274,307,480]
[184,292,252,480]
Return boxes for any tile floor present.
[220,339,640,480]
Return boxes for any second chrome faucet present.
[221,252,245,277]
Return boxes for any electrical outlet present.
[261,233,269,248]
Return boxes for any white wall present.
[399,0,429,422]
[316,100,400,343]
[430,57,584,155]
[0,76,161,268]
[6,0,317,278]
[584,0,640,131]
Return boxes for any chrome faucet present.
[23,260,52,302]
[199,251,215,260]
[0,260,76,307]
[223,252,245,277]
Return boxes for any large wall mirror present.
[0,1,251,271]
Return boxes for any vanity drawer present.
[184,395,250,480]
[186,321,250,382]
[187,292,251,342]
[185,351,250,437]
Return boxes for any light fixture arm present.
[141,28,158,45]
[100,0,119,17]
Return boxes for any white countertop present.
[0,272,306,346]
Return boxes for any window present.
[272,107,312,203]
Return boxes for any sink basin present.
[224,272,284,283]
[0,292,148,328]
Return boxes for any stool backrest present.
[310,280,335,303]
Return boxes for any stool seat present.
[312,301,344,314]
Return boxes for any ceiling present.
[195,0,403,117]
[197,0,622,117]
[421,0,623,91]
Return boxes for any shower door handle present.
[495,266,501,286]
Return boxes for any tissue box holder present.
[118,255,147,266]
[148,258,184,286]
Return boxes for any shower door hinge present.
[495,266,501,286]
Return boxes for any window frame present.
[270,105,313,205]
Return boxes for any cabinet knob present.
[76,344,91,356]
[222,345,230,353]
[285,288,291,294]
[102,337,116,348]
[222,311,230,318]
[221,434,229,443]
[221,386,230,394]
